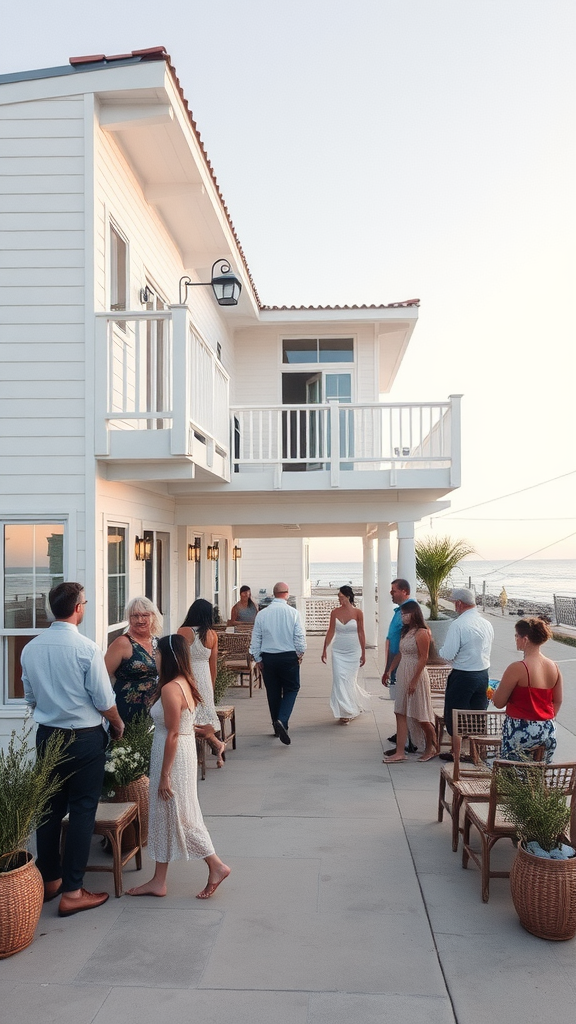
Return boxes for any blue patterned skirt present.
[500,715,556,764]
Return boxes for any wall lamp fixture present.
[179,259,242,307]
[187,540,202,562]
[207,542,220,562]
[139,285,153,304]
[134,535,152,561]
[232,545,242,560]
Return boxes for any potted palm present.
[415,536,474,648]
[0,726,70,958]
[498,760,576,940]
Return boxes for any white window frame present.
[109,219,129,330]
[106,522,128,639]
[1,518,67,706]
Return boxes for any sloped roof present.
[5,46,419,314]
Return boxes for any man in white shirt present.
[21,581,124,916]
[439,587,494,761]
[250,582,307,745]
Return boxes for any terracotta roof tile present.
[68,48,417,316]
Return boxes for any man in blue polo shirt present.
[380,578,417,754]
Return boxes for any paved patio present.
[2,614,575,1023]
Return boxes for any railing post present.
[448,393,462,487]
[170,304,190,456]
[329,400,340,486]
[94,316,110,456]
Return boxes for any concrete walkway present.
[2,620,576,1024]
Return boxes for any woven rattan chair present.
[427,664,451,749]
[438,709,506,851]
[217,632,261,697]
[462,759,576,902]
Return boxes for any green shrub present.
[497,762,570,852]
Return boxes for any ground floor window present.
[2,521,65,701]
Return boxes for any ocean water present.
[311,559,576,605]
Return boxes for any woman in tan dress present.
[383,600,438,763]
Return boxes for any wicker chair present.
[217,632,261,697]
[438,709,506,852]
[462,759,576,902]
[427,664,451,749]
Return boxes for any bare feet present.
[126,880,167,897]
[339,718,351,725]
[211,738,226,767]
[417,749,439,762]
[196,864,231,899]
[382,754,407,763]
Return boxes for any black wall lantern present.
[179,259,242,307]
[134,535,152,561]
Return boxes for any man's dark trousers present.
[35,724,107,891]
[443,669,489,736]
[261,651,300,729]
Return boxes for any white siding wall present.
[93,126,235,379]
[238,537,309,603]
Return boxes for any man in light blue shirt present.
[21,581,124,917]
[250,582,306,745]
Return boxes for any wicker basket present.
[111,775,149,848]
[510,843,576,940]
[0,851,44,958]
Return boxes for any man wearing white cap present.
[438,588,494,762]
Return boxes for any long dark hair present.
[181,599,214,645]
[239,585,258,611]
[156,634,202,706]
[400,600,427,636]
[339,585,355,605]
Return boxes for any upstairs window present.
[282,337,353,364]
[110,224,128,324]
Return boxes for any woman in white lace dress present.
[127,634,230,899]
[178,600,226,767]
[322,586,369,723]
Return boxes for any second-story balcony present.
[95,308,460,492]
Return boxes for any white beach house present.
[0,47,461,739]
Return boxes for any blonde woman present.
[105,597,162,724]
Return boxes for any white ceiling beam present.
[100,103,174,131]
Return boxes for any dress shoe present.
[274,720,291,745]
[387,733,397,743]
[439,752,454,763]
[58,888,109,917]
[43,879,62,903]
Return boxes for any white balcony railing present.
[230,398,461,487]
[95,307,230,470]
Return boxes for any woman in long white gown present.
[178,599,226,767]
[127,634,230,899]
[322,586,369,723]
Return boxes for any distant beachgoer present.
[492,618,562,763]
[499,588,508,616]
[321,586,369,723]
[230,586,258,623]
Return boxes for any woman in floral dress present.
[105,597,162,724]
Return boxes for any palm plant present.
[415,536,474,619]
[0,726,71,873]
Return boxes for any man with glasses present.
[250,582,306,745]
[22,581,124,916]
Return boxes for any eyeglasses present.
[130,612,151,619]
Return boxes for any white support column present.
[362,536,377,647]
[377,527,393,659]
[396,522,416,597]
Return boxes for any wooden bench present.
[61,801,142,897]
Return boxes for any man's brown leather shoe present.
[58,888,109,917]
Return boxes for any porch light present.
[207,543,220,561]
[134,535,152,561]
[232,545,242,560]
[187,541,201,562]
[178,259,242,307]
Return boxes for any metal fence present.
[554,595,576,629]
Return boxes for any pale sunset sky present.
[3,1,575,564]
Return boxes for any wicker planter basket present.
[510,843,576,941]
[0,851,44,958]
[111,775,149,848]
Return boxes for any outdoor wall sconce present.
[179,259,242,307]
[232,545,242,560]
[187,541,201,562]
[134,535,152,561]
[207,543,220,561]
[139,285,153,304]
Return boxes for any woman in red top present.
[492,618,562,763]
